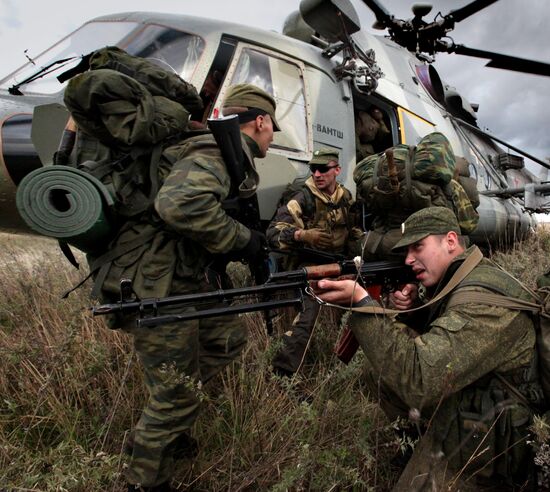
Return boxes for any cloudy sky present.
[1,0,548,172]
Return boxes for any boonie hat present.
[392,207,461,251]
[222,83,280,131]
[309,148,339,166]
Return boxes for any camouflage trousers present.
[272,295,322,374]
[361,366,535,490]
[121,280,247,487]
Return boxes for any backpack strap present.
[62,226,158,299]
[301,185,316,219]
[404,145,415,204]
[372,153,384,190]
[446,290,541,314]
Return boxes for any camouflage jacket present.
[350,246,539,482]
[266,177,356,257]
[96,132,260,300]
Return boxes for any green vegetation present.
[1,229,549,491]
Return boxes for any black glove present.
[237,229,267,263]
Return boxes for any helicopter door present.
[215,43,312,159]
[213,43,312,219]
[352,92,396,161]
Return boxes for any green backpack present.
[62,46,204,220]
[354,132,479,234]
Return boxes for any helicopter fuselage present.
[0,10,547,245]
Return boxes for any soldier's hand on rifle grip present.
[237,229,267,262]
[314,279,368,305]
[297,228,332,249]
[389,283,418,310]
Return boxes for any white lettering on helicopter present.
[315,124,343,139]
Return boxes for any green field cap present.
[392,207,461,250]
[309,148,339,165]
[223,83,280,131]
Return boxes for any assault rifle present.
[207,114,274,334]
[92,259,416,361]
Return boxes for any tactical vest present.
[302,184,354,255]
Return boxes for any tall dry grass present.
[1,228,549,491]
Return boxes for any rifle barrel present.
[92,280,305,317]
[138,296,302,328]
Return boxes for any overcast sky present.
[1,0,548,173]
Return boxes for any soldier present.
[96,83,279,491]
[266,148,360,376]
[354,106,391,162]
[315,207,542,490]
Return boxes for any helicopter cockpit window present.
[1,22,205,95]
[121,25,204,81]
[225,46,310,157]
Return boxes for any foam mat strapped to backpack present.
[15,166,116,253]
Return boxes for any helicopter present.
[0,0,549,248]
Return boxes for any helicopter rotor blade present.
[449,44,550,77]
[362,0,394,28]
[444,0,499,25]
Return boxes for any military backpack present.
[57,47,204,293]
[354,132,479,257]
[354,132,478,231]
[61,46,203,222]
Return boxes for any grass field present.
[1,229,549,491]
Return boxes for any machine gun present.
[92,258,416,361]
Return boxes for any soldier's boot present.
[271,328,312,376]
[124,430,199,460]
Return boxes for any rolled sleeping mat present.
[16,166,116,253]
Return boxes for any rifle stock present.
[93,260,415,361]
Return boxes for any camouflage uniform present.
[267,151,358,374]
[354,108,391,162]
[94,84,278,489]
[350,208,541,489]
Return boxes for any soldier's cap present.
[392,207,461,251]
[222,83,280,131]
[309,148,339,166]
